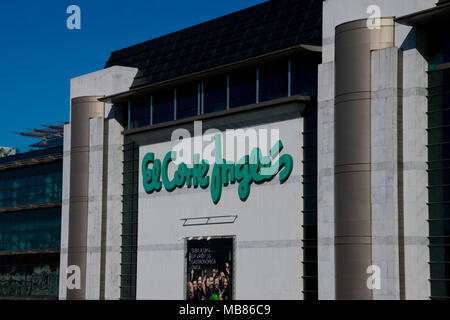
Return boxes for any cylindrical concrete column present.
[334,18,394,299]
[67,96,104,299]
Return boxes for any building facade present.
[59,0,450,300]
[0,132,64,299]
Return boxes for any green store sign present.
[142,135,294,204]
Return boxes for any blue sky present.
[0,0,265,149]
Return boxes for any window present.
[153,91,175,124]
[428,29,450,299]
[0,207,61,251]
[123,58,321,128]
[429,32,450,67]
[229,68,256,108]
[130,96,150,129]
[259,60,288,102]
[291,58,317,96]
[177,83,199,119]
[186,237,233,301]
[121,138,138,300]
[0,162,62,209]
[428,108,450,128]
[302,108,318,300]
[203,77,226,113]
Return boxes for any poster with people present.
[186,238,232,301]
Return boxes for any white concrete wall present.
[402,48,429,300]
[70,66,138,100]
[61,66,137,299]
[370,47,401,299]
[318,0,436,300]
[59,124,71,299]
[85,117,105,299]
[317,61,335,300]
[136,114,303,300]
[322,0,436,63]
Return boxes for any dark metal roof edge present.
[0,201,62,215]
[100,44,321,103]
[0,146,63,165]
[0,248,60,256]
[395,3,450,26]
[0,153,63,171]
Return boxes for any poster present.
[186,238,233,301]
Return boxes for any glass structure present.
[291,58,318,96]
[0,162,62,208]
[203,77,227,114]
[302,106,318,300]
[0,208,61,251]
[259,60,289,102]
[130,97,150,129]
[177,84,199,120]
[427,28,450,300]
[153,91,174,124]
[124,57,323,131]
[0,147,62,299]
[120,137,138,299]
[229,68,256,108]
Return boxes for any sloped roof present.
[104,0,322,89]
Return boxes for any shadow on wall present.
[400,27,428,60]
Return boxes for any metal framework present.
[13,123,66,149]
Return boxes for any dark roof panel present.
[0,146,63,165]
[395,2,450,28]
[105,0,322,89]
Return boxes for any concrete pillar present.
[59,66,137,300]
[317,61,336,299]
[401,47,429,300]
[334,18,394,299]
[104,118,124,299]
[370,47,401,299]
[85,117,106,299]
[67,96,104,299]
[59,124,71,299]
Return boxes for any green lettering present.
[141,138,294,203]
[142,152,162,193]
[162,151,177,192]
